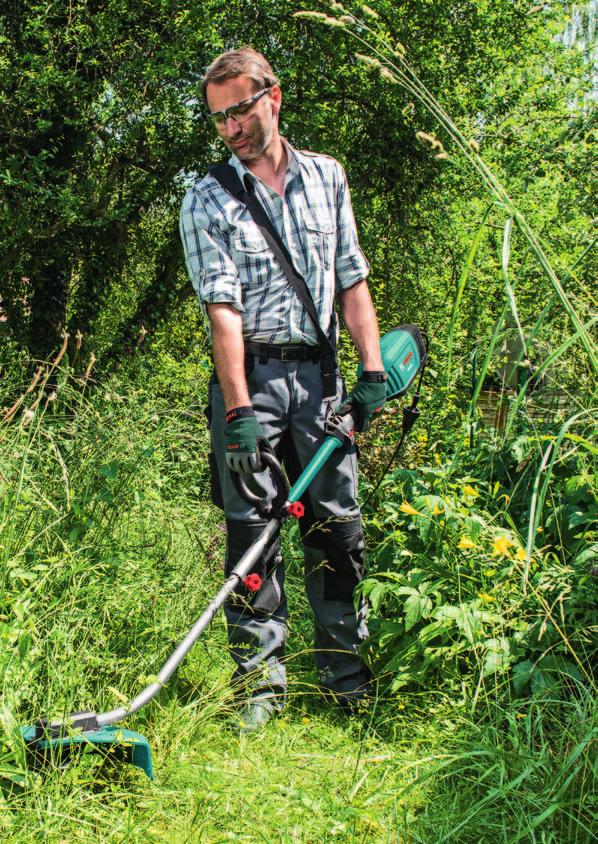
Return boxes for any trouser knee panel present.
[303,516,365,603]
[225,519,283,617]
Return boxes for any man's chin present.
[231,144,266,162]
[225,132,271,162]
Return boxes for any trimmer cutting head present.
[360,324,428,400]
[20,723,153,779]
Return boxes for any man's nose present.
[224,116,241,135]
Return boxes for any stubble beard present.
[225,118,274,162]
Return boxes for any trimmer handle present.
[230,437,290,519]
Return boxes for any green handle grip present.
[287,404,356,503]
[288,436,342,503]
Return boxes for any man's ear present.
[269,84,282,119]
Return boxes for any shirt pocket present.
[304,217,336,272]
[231,228,272,287]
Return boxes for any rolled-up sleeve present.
[334,166,370,293]
[179,188,245,314]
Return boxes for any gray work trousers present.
[208,354,371,708]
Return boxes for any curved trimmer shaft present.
[92,418,353,730]
[40,419,355,736]
[31,518,280,739]
[97,417,355,727]
[97,517,280,727]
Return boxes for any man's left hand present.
[338,372,387,432]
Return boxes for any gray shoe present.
[236,697,277,734]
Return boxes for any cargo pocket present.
[225,520,283,617]
[304,518,365,603]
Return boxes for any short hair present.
[201,47,280,104]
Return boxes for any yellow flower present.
[399,502,420,516]
[479,592,494,604]
[432,502,443,516]
[483,568,497,577]
[515,548,527,561]
[458,536,475,550]
[463,485,478,497]
[492,536,511,557]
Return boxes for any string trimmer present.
[20,325,428,780]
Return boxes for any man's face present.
[206,74,280,161]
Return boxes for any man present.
[180,47,386,731]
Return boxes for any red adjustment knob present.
[287,501,305,518]
[243,573,262,592]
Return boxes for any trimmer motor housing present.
[359,324,428,401]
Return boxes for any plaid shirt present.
[179,141,369,345]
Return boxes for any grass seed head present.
[293,11,328,20]
[329,1,346,10]
[379,67,398,83]
[416,131,445,154]
[468,138,480,153]
[362,4,380,18]
[321,15,347,27]
[402,102,415,116]
[356,53,383,70]
[435,151,450,160]
[416,130,436,149]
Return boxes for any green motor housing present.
[359,324,428,400]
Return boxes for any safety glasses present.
[209,87,271,126]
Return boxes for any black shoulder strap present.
[209,163,337,398]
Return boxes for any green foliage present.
[0,1,596,841]
[361,429,596,691]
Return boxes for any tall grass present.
[295,4,596,373]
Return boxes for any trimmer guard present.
[20,725,154,780]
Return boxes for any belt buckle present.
[280,346,301,362]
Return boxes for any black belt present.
[244,342,322,363]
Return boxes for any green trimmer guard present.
[20,724,154,779]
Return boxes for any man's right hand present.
[224,406,264,473]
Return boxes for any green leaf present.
[482,637,511,677]
[538,655,584,685]
[531,668,556,693]
[512,660,534,695]
[464,513,487,540]
[99,461,119,480]
[404,590,433,631]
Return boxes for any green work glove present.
[339,372,387,432]
[224,406,265,473]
